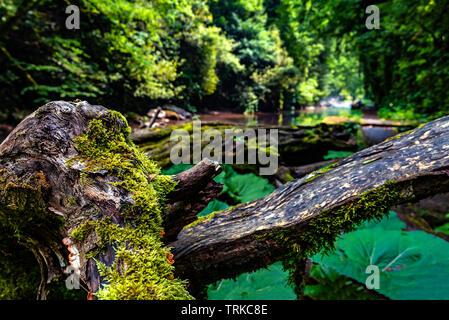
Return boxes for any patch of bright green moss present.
[0,170,69,299]
[184,211,221,230]
[284,172,294,182]
[70,110,193,300]
[71,221,96,243]
[67,196,77,206]
[305,164,337,183]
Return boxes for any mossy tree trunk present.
[0,101,220,299]
[1,101,449,299]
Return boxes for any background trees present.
[0,0,448,121]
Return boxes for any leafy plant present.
[207,262,296,300]
[225,172,275,203]
[161,163,194,175]
[304,264,381,300]
[323,150,354,160]
[310,212,449,300]
[434,223,449,235]
[197,200,229,217]
[434,214,449,235]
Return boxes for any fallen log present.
[1,100,449,300]
[132,121,359,168]
[170,119,449,285]
[275,159,339,184]
[164,158,222,241]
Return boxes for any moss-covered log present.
[0,101,220,300]
[2,100,449,300]
[170,116,449,286]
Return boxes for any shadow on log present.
[1,100,449,299]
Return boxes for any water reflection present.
[198,106,362,127]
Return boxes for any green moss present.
[67,196,77,206]
[284,172,294,182]
[90,219,190,300]
[255,181,407,293]
[0,170,66,299]
[384,132,407,143]
[305,163,337,183]
[184,211,220,230]
[303,129,320,144]
[362,156,382,165]
[383,124,423,143]
[69,110,193,300]
[71,221,96,243]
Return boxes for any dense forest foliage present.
[2,0,449,302]
[1,0,448,121]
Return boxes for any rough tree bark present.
[0,101,221,299]
[1,100,449,299]
[169,118,449,285]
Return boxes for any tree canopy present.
[0,0,447,120]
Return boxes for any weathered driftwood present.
[1,100,449,299]
[170,118,449,285]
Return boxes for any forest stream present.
[2,0,449,305]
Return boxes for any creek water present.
[197,106,404,146]
[198,106,361,127]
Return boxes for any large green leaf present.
[323,150,354,160]
[225,170,275,203]
[435,223,449,235]
[310,212,449,300]
[358,211,406,230]
[197,200,230,217]
[212,164,237,195]
[207,262,296,300]
[304,264,381,300]
[434,214,449,235]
